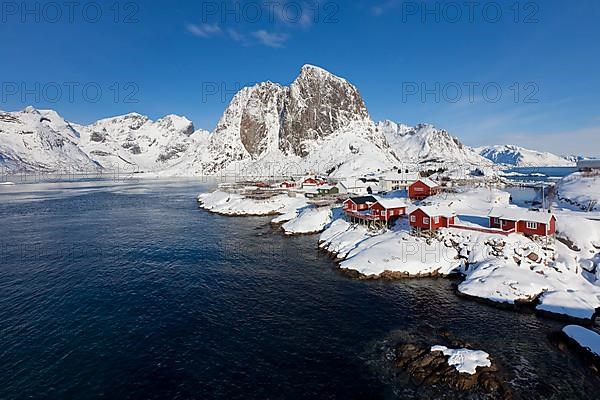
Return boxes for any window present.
[526,221,538,230]
[390,210,395,216]
[493,217,499,224]
[423,217,430,224]
[415,187,424,192]
[410,215,416,223]
[434,216,440,224]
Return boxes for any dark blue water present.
[0,179,599,399]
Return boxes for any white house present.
[338,178,379,195]
[379,170,420,191]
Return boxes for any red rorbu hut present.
[408,178,441,200]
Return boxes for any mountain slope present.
[75,113,206,172]
[378,120,491,166]
[0,107,99,173]
[192,64,399,177]
[477,145,575,167]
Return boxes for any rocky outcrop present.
[392,340,513,398]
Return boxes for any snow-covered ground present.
[198,190,307,216]
[440,226,600,321]
[319,219,460,278]
[555,172,600,212]
[562,325,600,357]
[430,346,492,375]
[281,206,333,235]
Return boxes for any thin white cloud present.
[227,28,247,43]
[186,23,222,38]
[251,30,289,48]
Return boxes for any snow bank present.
[198,190,307,216]
[562,325,600,357]
[0,182,15,186]
[556,172,600,211]
[446,228,600,320]
[430,346,491,375]
[319,220,460,278]
[282,206,333,235]
[339,231,460,277]
[459,258,549,304]
[319,220,373,259]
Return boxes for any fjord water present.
[0,179,598,399]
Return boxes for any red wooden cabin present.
[488,207,556,236]
[409,206,455,231]
[370,199,408,223]
[343,196,378,212]
[408,178,441,200]
[280,181,296,188]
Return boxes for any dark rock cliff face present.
[279,65,370,157]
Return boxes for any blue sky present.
[1,0,599,155]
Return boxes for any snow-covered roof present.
[488,207,555,224]
[417,177,440,188]
[374,197,409,209]
[408,205,455,218]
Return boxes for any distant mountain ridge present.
[0,65,582,176]
[476,144,576,167]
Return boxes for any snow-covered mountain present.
[0,107,99,172]
[74,113,207,173]
[476,145,575,167]
[190,64,399,177]
[378,120,491,166]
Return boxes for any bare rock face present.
[239,82,286,158]
[280,65,370,157]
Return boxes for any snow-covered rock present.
[562,325,600,357]
[430,346,492,375]
[477,144,575,167]
[281,206,333,235]
[198,190,307,216]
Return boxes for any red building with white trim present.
[409,206,456,231]
[488,207,556,236]
[408,178,441,200]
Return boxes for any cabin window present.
[415,187,424,192]
[434,216,440,224]
[423,217,430,224]
[390,210,394,216]
[526,222,538,230]
[493,217,499,224]
[410,215,416,223]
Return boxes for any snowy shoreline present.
[199,188,600,324]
